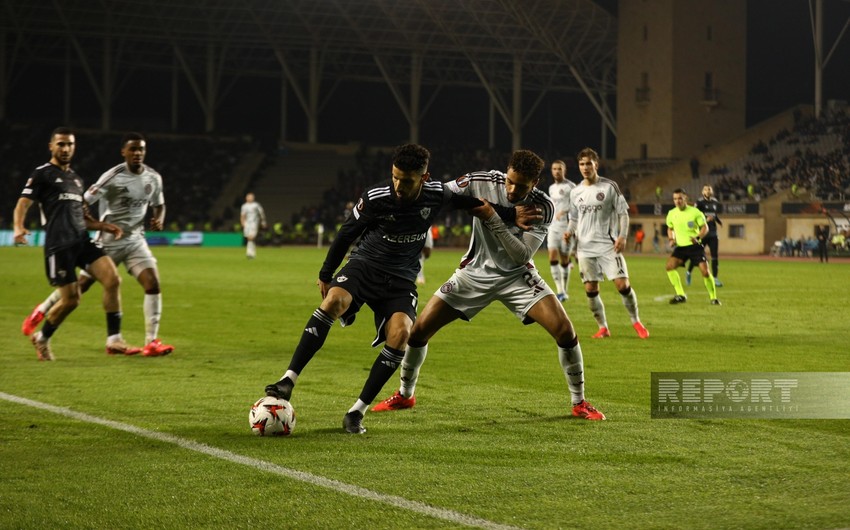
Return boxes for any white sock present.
[561,265,571,294]
[549,264,563,293]
[621,287,640,325]
[348,400,369,415]
[39,290,62,314]
[587,294,608,329]
[247,241,256,257]
[558,343,585,405]
[144,293,162,343]
[281,370,299,384]
[399,344,428,397]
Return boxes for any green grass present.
[1,246,848,529]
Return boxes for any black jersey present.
[320,179,463,283]
[695,197,722,236]
[20,163,88,252]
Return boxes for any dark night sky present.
[5,0,850,159]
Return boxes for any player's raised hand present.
[515,204,542,230]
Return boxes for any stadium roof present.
[1,0,618,140]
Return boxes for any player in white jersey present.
[240,193,267,259]
[21,133,174,357]
[564,147,648,340]
[373,150,606,421]
[546,159,577,302]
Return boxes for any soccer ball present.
[249,396,296,436]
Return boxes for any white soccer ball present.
[249,396,296,436]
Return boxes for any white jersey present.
[85,163,165,243]
[241,201,266,226]
[548,180,575,231]
[568,177,627,258]
[445,170,553,276]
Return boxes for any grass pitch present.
[1,246,848,529]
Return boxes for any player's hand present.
[102,222,123,240]
[13,227,30,246]
[514,204,542,230]
[149,218,164,231]
[470,198,496,220]
[563,231,572,243]
[614,236,626,253]
[317,278,331,299]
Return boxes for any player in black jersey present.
[13,127,139,360]
[264,143,537,433]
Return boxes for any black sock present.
[41,319,59,339]
[106,312,122,336]
[287,308,334,374]
[358,346,405,404]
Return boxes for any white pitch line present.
[0,392,521,530]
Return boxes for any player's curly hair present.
[508,149,544,180]
[393,143,430,174]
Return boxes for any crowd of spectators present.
[708,108,850,202]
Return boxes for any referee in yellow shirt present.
[665,188,720,305]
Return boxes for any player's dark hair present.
[509,149,544,180]
[577,147,599,163]
[122,131,146,146]
[673,188,687,195]
[50,126,74,140]
[393,143,430,173]
[552,159,566,167]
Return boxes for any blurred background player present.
[686,185,723,287]
[13,127,134,360]
[416,226,434,285]
[373,149,605,421]
[546,159,575,302]
[23,133,174,357]
[240,192,267,259]
[665,188,720,305]
[564,148,648,339]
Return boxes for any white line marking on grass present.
[0,392,521,530]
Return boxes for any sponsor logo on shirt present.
[58,193,83,202]
[383,233,426,243]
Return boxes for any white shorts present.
[243,221,259,239]
[578,253,629,283]
[547,224,575,255]
[434,266,554,324]
[102,237,157,278]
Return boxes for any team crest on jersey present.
[419,207,431,219]
[596,192,605,201]
[454,175,470,188]
[336,274,349,283]
[145,183,153,195]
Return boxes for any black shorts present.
[672,244,707,265]
[330,260,418,347]
[44,238,105,286]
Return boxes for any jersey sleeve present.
[84,171,111,205]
